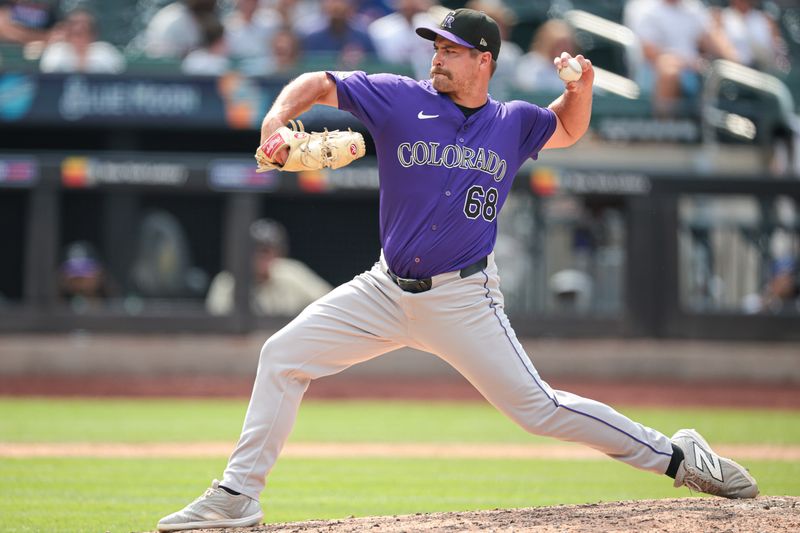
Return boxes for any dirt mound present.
[173,497,799,532]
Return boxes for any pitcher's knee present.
[258,335,311,382]
[516,415,552,436]
[506,401,560,436]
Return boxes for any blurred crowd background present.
[0,0,799,339]
[1,0,798,111]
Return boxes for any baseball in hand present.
[558,57,583,82]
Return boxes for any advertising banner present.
[0,73,280,129]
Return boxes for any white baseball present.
[558,57,583,82]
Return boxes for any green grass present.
[0,457,797,533]
[1,398,800,444]
[0,398,799,533]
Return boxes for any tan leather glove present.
[255,120,366,173]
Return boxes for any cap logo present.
[480,38,487,46]
[441,12,455,29]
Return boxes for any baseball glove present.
[255,120,366,173]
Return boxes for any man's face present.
[322,0,351,21]
[770,272,796,299]
[272,29,299,65]
[430,36,483,94]
[253,246,277,281]
[237,0,259,17]
[65,11,94,45]
[64,272,102,297]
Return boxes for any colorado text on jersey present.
[396,141,508,182]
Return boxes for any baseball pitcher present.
[158,9,758,531]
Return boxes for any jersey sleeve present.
[325,70,399,131]
[511,101,557,161]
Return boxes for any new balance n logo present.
[693,443,723,482]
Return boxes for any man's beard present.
[430,67,453,92]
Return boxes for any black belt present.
[387,256,488,293]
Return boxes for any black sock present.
[219,485,241,496]
[665,443,684,479]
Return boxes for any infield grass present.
[0,398,799,533]
[1,398,799,444]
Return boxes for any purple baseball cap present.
[62,257,100,278]
[416,8,501,61]
[61,241,102,277]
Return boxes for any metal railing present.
[564,8,799,177]
[701,59,800,177]
[563,9,643,99]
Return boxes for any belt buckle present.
[395,275,431,293]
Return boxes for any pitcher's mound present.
[179,496,799,532]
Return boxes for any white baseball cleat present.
[157,479,263,531]
[671,429,758,499]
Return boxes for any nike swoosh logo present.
[418,111,439,120]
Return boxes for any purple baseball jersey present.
[328,71,556,279]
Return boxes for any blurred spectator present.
[140,0,219,59]
[206,218,332,317]
[39,7,126,74]
[265,26,301,74]
[130,210,208,299]
[232,25,301,76]
[628,0,737,115]
[742,256,800,314]
[59,240,113,313]
[623,0,654,33]
[513,19,578,93]
[302,0,376,69]
[0,0,60,45]
[260,0,323,33]
[549,269,593,313]
[182,16,230,75]
[633,0,740,104]
[358,0,393,23]
[715,0,788,72]
[367,0,438,79]
[761,257,800,312]
[223,0,279,63]
[465,0,521,100]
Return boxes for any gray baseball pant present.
[222,254,673,500]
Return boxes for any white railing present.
[702,59,799,176]
[564,8,799,176]
[563,9,643,99]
